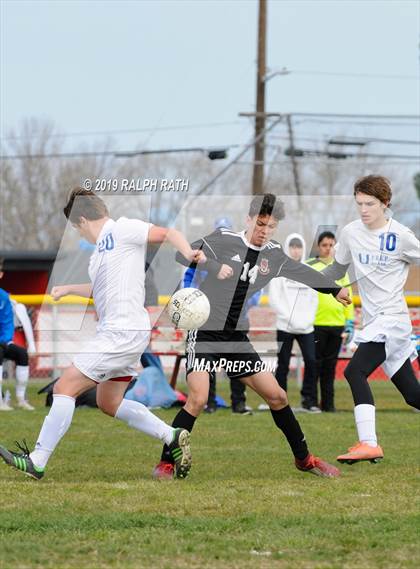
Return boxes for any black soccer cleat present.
[167,428,192,479]
[0,440,44,480]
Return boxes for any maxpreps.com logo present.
[258,258,270,275]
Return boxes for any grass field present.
[0,379,419,569]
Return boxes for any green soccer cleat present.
[167,428,192,479]
[0,440,44,480]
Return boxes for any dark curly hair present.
[248,193,285,221]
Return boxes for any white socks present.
[28,395,175,470]
[115,399,174,445]
[30,394,76,469]
[354,404,378,447]
[0,365,29,404]
[15,365,29,402]
[29,396,174,470]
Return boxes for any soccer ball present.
[167,288,210,330]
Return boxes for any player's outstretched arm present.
[148,226,206,264]
[171,231,224,275]
[50,284,93,301]
[321,260,350,281]
[278,256,351,305]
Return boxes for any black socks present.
[161,408,197,463]
[161,405,309,464]
[270,405,309,461]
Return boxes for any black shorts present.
[185,329,263,380]
[0,342,28,366]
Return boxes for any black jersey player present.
[153,194,351,480]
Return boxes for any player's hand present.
[217,264,234,280]
[192,249,207,264]
[50,285,70,301]
[335,287,351,306]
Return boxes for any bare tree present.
[2,118,416,254]
[1,119,114,250]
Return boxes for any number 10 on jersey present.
[379,233,397,252]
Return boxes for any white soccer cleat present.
[16,400,35,411]
[0,402,14,411]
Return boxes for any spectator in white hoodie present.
[269,234,320,412]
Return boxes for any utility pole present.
[286,114,302,199]
[252,0,267,195]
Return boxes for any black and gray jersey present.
[176,228,340,332]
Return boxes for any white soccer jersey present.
[334,218,419,326]
[88,217,152,333]
[334,218,419,376]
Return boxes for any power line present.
[0,145,238,161]
[241,111,420,120]
[0,121,243,142]
[239,159,420,166]
[0,150,116,160]
[264,66,419,81]
[292,112,420,120]
[242,112,420,129]
[266,134,420,146]
[328,136,420,146]
[293,69,418,81]
[4,112,417,142]
[295,118,420,128]
[196,116,283,196]
[2,142,417,162]
[284,148,419,160]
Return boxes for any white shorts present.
[73,330,150,383]
[355,314,417,378]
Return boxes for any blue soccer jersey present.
[0,288,15,344]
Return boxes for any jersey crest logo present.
[231,254,242,262]
[259,258,270,275]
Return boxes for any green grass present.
[0,379,419,569]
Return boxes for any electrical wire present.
[0,121,243,141]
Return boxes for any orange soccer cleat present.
[337,442,384,465]
[152,461,175,480]
[295,454,340,478]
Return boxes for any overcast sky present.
[1,0,419,152]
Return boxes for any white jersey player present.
[0,187,206,480]
[323,175,420,464]
[72,216,157,383]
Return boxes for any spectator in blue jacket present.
[0,259,34,410]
